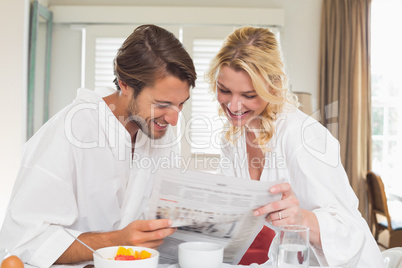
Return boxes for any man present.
[0,24,196,267]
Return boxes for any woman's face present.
[216,65,268,128]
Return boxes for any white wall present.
[0,0,30,226]
[279,0,322,110]
[49,24,82,115]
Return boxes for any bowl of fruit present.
[93,246,159,268]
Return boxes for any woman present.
[205,26,384,267]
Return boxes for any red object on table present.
[238,225,276,265]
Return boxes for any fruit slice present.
[116,246,128,256]
[133,250,140,260]
[114,246,152,261]
[140,250,152,259]
[115,255,135,260]
[127,248,135,256]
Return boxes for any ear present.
[118,80,132,96]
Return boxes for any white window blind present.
[94,37,124,91]
[190,39,226,154]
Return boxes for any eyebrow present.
[154,96,190,105]
[217,82,256,94]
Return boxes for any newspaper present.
[147,168,284,265]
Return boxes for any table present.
[25,263,341,268]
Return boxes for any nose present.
[164,107,180,126]
[228,95,242,112]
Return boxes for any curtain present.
[318,0,372,220]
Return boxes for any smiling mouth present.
[226,107,250,119]
[153,120,168,130]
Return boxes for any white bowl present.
[93,246,159,268]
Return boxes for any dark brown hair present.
[113,24,196,97]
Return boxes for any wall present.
[0,0,30,227]
[48,24,82,115]
[0,0,50,228]
[279,0,322,109]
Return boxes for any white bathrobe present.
[218,108,384,268]
[0,88,179,268]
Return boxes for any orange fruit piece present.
[114,246,151,260]
[127,248,135,256]
[133,250,140,260]
[140,250,152,259]
[116,246,128,256]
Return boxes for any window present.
[180,26,280,160]
[93,36,228,156]
[89,25,279,170]
[90,25,235,161]
[189,39,225,155]
[371,0,402,195]
[94,37,124,90]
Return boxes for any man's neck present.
[102,92,139,145]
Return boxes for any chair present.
[382,247,402,268]
[366,171,402,248]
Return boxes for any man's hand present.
[119,219,176,249]
[55,219,175,264]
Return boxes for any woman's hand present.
[254,182,303,226]
[253,182,321,247]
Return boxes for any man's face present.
[126,75,190,139]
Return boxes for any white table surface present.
[24,263,339,268]
[158,265,332,268]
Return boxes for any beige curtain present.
[318,0,372,220]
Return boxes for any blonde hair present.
[205,26,298,149]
